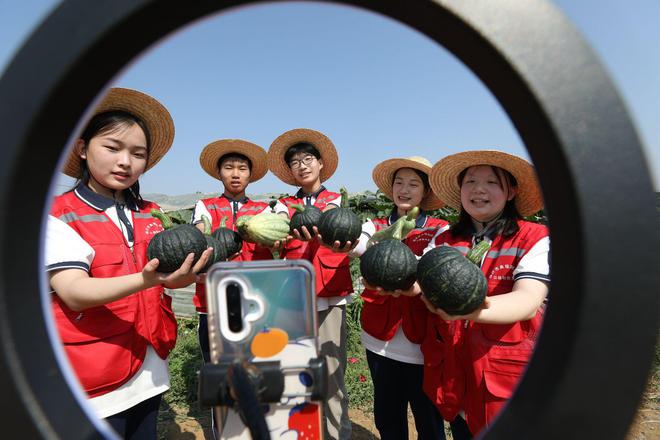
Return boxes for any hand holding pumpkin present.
[144,247,214,289]
[361,279,421,297]
[315,228,359,253]
[291,225,314,241]
[420,293,491,321]
[269,239,288,253]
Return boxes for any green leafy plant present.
[164,317,203,407]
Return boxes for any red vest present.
[193,197,273,312]
[360,216,448,343]
[50,191,177,398]
[421,220,549,432]
[279,189,353,298]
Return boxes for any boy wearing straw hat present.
[419,150,550,436]
[192,139,272,363]
[267,128,353,440]
[353,156,472,440]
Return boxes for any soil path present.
[160,401,658,440]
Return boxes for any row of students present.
[45,86,550,440]
[188,130,550,440]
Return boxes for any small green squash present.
[368,207,420,245]
[200,215,228,272]
[317,187,362,247]
[147,209,208,273]
[417,241,490,315]
[360,239,418,291]
[211,215,243,257]
[289,204,323,238]
[235,212,290,247]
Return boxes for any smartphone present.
[202,259,325,439]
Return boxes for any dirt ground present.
[159,406,415,440]
[160,396,659,440]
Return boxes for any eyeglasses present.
[288,155,316,169]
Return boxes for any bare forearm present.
[471,280,548,324]
[50,271,157,311]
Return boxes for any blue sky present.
[1,1,658,196]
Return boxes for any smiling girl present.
[420,150,550,436]
[46,88,211,439]
[352,156,464,440]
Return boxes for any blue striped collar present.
[388,207,427,228]
[74,183,138,212]
[295,185,326,200]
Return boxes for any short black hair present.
[284,142,321,164]
[217,153,252,171]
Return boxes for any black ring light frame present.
[0,1,658,439]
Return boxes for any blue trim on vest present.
[74,183,138,212]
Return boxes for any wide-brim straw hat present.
[430,150,543,217]
[372,156,444,210]
[199,139,268,182]
[63,87,175,178]
[267,128,338,185]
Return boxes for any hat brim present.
[372,158,444,210]
[267,128,338,186]
[430,150,543,217]
[199,139,268,182]
[63,88,174,178]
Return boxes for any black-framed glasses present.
[288,155,316,169]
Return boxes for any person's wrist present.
[141,272,160,289]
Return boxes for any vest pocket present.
[282,239,307,259]
[316,252,352,296]
[53,297,141,395]
[53,296,137,343]
[360,299,395,339]
[89,249,126,278]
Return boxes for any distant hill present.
[143,190,378,211]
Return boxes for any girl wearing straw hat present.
[355,156,473,440]
[192,139,272,363]
[45,88,212,439]
[267,128,353,440]
[420,150,550,436]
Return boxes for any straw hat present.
[63,87,175,178]
[372,156,444,210]
[267,128,338,185]
[430,150,543,216]
[199,139,268,182]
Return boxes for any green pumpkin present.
[236,212,290,247]
[147,210,208,273]
[289,204,323,238]
[200,215,228,272]
[417,243,490,315]
[211,216,243,257]
[360,239,418,291]
[317,188,361,247]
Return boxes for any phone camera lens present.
[226,282,243,332]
